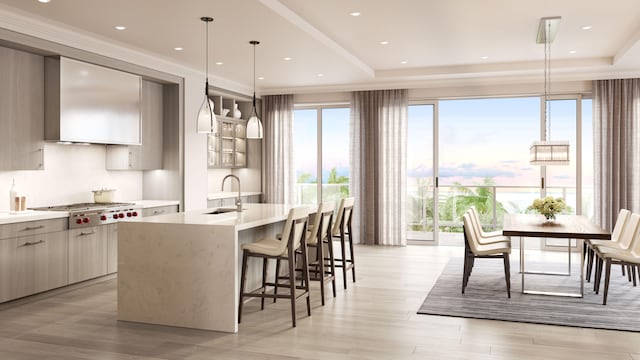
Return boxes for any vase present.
[233,103,242,119]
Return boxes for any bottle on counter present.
[9,178,17,212]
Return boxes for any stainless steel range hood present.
[45,57,141,145]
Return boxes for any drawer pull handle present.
[153,210,165,214]
[20,240,45,247]
[79,231,96,236]
[23,225,45,231]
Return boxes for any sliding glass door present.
[293,106,351,205]
[406,104,437,243]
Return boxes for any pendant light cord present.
[252,42,257,109]
[544,21,551,142]
[205,20,209,96]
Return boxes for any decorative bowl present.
[221,108,230,117]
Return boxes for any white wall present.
[0,143,141,211]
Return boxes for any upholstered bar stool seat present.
[299,201,337,305]
[238,206,312,328]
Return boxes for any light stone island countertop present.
[122,203,312,231]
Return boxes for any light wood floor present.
[1,245,640,359]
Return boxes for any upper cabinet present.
[106,80,164,170]
[0,46,45,170]
[207,95,250,169]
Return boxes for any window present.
[293,106,351,205]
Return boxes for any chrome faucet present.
[221,174,242,212]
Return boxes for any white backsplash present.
[0,143,142,211]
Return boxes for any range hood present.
[45,57,141,145]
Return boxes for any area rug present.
[418,258,640,332]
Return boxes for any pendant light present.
[529,16,569,166]
[196,16,217,134]
[246,40,264,139]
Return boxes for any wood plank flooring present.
[1,245,640,359]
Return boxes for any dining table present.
[502,214,610,298]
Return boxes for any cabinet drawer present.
[0,218,67,240]
[141,205,178,217]
[0,231,68,303]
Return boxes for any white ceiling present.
[1,0,640,95]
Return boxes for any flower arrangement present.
[527,196,567,220]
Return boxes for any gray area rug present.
[418,257,640,331]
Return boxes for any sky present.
[293,97,592,188]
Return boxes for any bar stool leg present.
[347,228,356,283]
[300,236,312,316]
[273,259,281,303]
[326,235,337,297]
[339,232,348,289]
[287,249,297,327]
[238,250,249,323]
[260,258,267,310]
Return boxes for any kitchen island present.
[117,203,308,333]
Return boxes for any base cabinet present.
[0,231,68,303]
[68,227,108,283]
[141,205,179,217]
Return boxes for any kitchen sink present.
[205,208,242,215]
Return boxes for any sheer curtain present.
[262,94,295,204]
[593,79,640,230]
[350,89,408,245]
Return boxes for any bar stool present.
[238,206,311,327]
[302,201,336,305]
[331,197,356,289]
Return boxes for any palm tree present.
[440,177,507,232]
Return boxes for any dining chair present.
[593,213,640,305]
[592,212,640,296]
[462,213,512,298]
[332,197,356,289]
[467,207,512,245]
[238,206,311,327]
[585,209,630,282]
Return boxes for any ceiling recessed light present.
[581,25,592,30]
[379,41,389,45]
[258,77,264,80]
[114,26,126,31]
[569,50,577,54]
[173,47,183,51]
[283,57,292,61]
[400,60,408,64]
[317,73,324,77]
[350,12,361,17]
[38,0,51,3]
[480,56,489,60]
[215,62,223,65]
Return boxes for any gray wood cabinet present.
[0,230,68,303]
[68,226,108,283]
[141,204,179,217]
[207,95,249,169]
[0,46,45,170]
[106,80,164,170]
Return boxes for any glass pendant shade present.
[246,110,263,139]
[529,140,570,165]
[197,94,217,133]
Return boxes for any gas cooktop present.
[32,202,136,212]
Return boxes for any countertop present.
[207,192,262,200]
[0,199,179,225]
[124,203,314,231]
[0,210,69,225]
[129,200,180,209]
